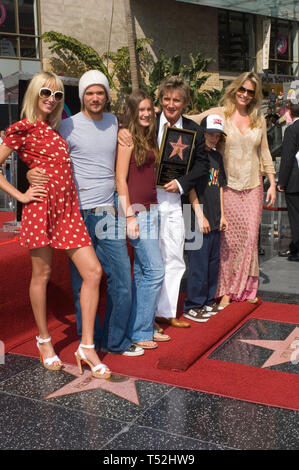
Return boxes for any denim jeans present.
[69,207,132,352]
[127,206,165,342]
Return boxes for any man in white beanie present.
[78,69,111,105]
[28,70,143,357]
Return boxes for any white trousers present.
[155,208,186,319]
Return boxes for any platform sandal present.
[36,336,62,371]
[75,344,111,379]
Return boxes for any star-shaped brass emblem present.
[44,364,140,405]
[239,327,299,368]
[169,136,189,160]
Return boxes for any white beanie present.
[78,70,110,103]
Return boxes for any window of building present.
[0,0,40,61]
[218,9,256,73]
[269,18,299,76]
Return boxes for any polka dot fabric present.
[4,119,92,250]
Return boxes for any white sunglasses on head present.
[39,87,64,102]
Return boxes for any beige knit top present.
[189,106,275,191]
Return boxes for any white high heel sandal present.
[36,336,62,371]
[75,344,111,379]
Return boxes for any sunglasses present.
[237,86,255,98]
[39,87,64,102]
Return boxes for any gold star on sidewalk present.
[239,327,299,368]
[44,363,140,405]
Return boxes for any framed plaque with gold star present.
[156,126,196,187]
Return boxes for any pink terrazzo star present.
[169,136,189,160]
[44,363,140,405]
[239,327,299,368]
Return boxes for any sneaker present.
[183,308,212,323]
[122,344,144,356]
[205,302,223,314]
[101,344,144,356]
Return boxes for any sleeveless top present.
[127,150,157,211]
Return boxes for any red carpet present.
[7,298,299,411]
[0,214,108,352]
[0,212,16,227]
[0,212,18,244]
[157,298,260,371]
[0,241,75,351]
[1,213,298,411]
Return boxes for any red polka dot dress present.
[3,119,92,250]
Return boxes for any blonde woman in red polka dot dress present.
[0,71,111,379]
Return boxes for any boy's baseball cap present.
[201,114,226,136]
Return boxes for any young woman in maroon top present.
[116,90,168,350]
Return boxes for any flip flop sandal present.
[219,302,230,308]
[153,332,171,342]
[133,341,158,350]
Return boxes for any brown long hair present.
[122,90,159,167]
[220,71,263,128]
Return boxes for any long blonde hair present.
[220,72,263,128]
[122,90,159,167]
[21,71,64,130]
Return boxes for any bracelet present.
[126,214,135,218]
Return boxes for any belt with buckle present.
[89,206,115,215]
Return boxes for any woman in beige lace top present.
[191,72,276,307]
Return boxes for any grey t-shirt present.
[59,111,118,209]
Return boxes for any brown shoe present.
[205,302,224,314]
[154,322,164,334]
[183,308,212,323]
[155,317,190,328]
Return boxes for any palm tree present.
[42,31,114,87]
[123,0,139,91]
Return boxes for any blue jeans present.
[127,207,165,342]
[184,230,220,310]
[70,207,132,352]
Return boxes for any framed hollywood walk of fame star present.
[156,126,196,187]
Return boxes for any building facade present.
[0,0,41,77]
[1,0,299,114]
